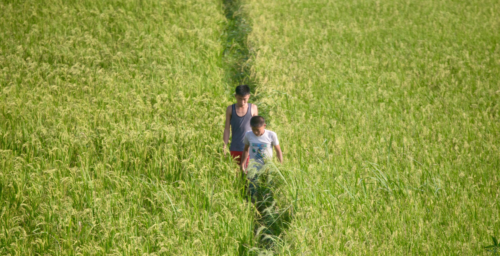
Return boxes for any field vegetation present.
[0,0,256,254]
[246,0,500,254]
[1,0,499,255]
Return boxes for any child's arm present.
[223,106,231,155]
[274,145,283,164]
[241,144,250,173]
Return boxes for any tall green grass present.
[246,0,500,254]
[1,0,499,254]
[0,0,256,254]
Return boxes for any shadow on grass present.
[222,0,253,87]
[222,0,271,123]
[246,163,295,253]
[251,175,293,250]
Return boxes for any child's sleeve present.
[243,132,250,146]
[272,132,279,146]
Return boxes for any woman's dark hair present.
[235,85,250,96]
[250,116,266,127]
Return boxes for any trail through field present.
[223,0,293,253]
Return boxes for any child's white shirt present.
[243,130,279,164]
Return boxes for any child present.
[241,116,283,172]
[241,116,283,198]
[223,85,259,166]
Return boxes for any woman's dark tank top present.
[230,103,252,151]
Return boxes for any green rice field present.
[1,0,499,254]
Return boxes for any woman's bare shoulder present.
[252,104,258,115]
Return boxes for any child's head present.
[250,116,266,136]
[235,85,250,106]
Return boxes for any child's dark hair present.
[250,116,266,127]
[235,85,250,96]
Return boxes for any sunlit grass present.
[1,0,499,254]
[0,0,256,254]
[246,0,500,254]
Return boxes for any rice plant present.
[246,0,500,254]
[0,0,255,254]
[1,0,499,254]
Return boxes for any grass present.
[0,0,499,254]
[246,0,500,254]
[0,0,256,254]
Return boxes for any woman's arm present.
[252,104,258,116]
[223,106,231,155]
[241,144,250,173]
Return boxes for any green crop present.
[247,0,500,254]
[1,0,499,254]
[0,0,256,254]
